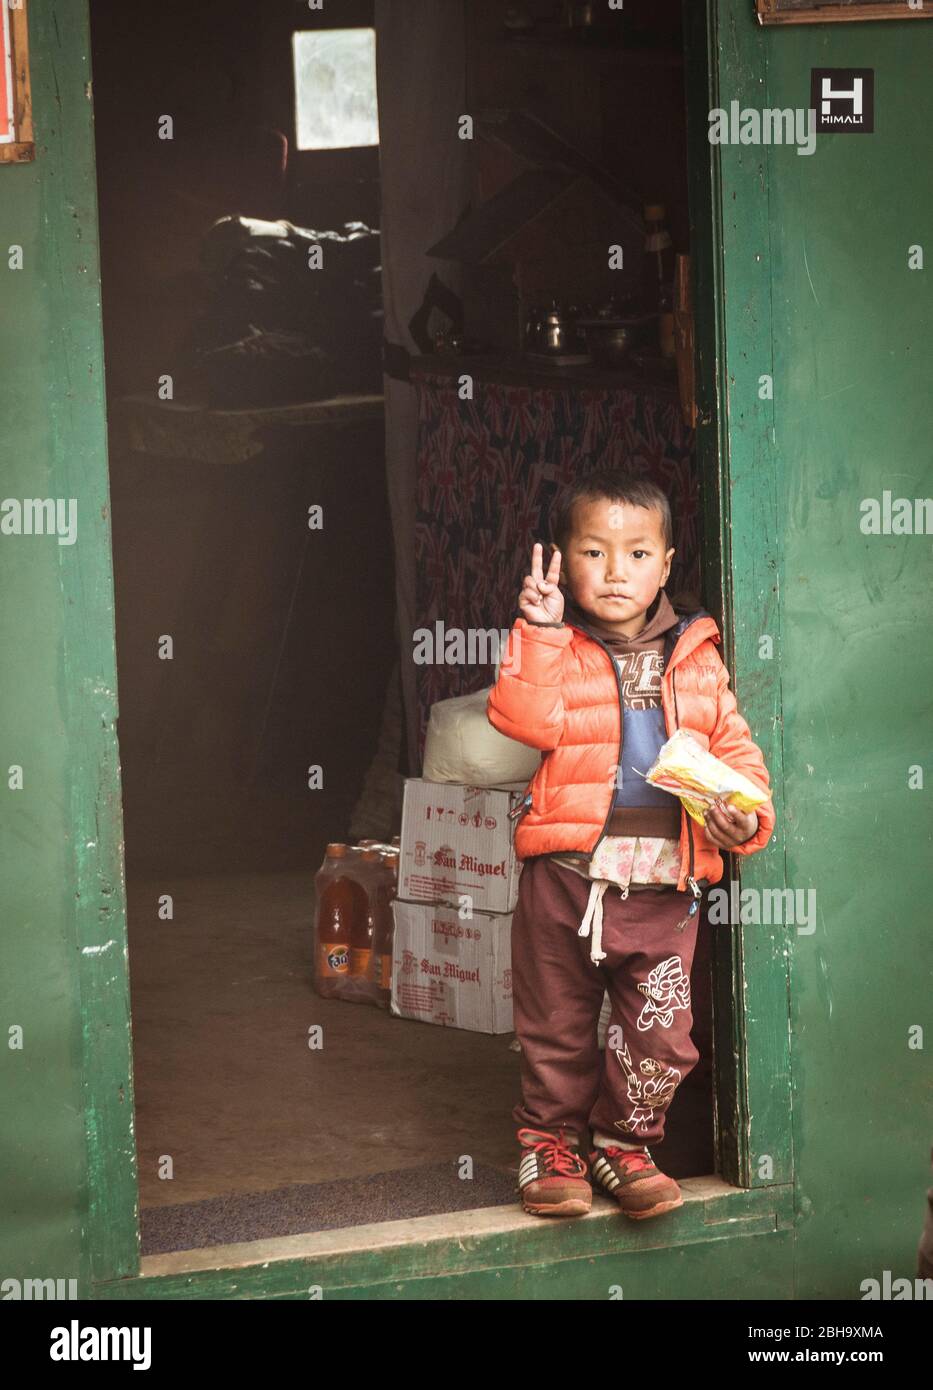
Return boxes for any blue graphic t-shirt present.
[571,588,683,840]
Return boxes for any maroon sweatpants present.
[510,855,702,1148]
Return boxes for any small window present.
[292,28,379,151]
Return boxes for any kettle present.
[524,299,588,353]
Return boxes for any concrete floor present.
[126,871,714,1215]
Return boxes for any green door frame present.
[54,0,791,1296]
[683,0,792,1196]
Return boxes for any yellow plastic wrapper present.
[640,729,769,828]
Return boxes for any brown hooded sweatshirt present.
[529,586,683,874]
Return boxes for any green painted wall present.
[0,0,137,1288]
[716,1,933,1298]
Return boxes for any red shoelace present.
[600,1146,654,1172]
[518,1127,588,1177]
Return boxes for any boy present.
[486,471,775,1221]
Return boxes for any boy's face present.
[559,497,675,638]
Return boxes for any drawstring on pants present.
[578,878,629,965]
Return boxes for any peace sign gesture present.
[518,542,564,624]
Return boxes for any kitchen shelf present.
[410,351,680,401]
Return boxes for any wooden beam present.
[757,1,933,25]
[0,1,35,163]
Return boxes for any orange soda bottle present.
[314,843,365,999]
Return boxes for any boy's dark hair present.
[549,469,674,557]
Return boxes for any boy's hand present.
[519,543,564,624]
[704,798,758,849]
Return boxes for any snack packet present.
[638,728,769,828]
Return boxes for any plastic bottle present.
[313,843,366,999]
[371,851,399,1010]
[348,847,385,996]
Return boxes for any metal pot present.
[576,311,655,367]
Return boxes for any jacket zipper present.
[671,662,704,918]
[573,625,624,855]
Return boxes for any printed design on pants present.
[635,955,690,1031]
[612,1041,682,1134]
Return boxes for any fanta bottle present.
[313,843,365,999]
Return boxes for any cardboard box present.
[398,777,527,914]
[390,899,513,1034]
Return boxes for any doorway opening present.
[88,0,724,1261]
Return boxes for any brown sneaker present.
[589,1144,683,1220]
[516,1126,592,1217]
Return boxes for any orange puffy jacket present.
[486,603,776,893]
